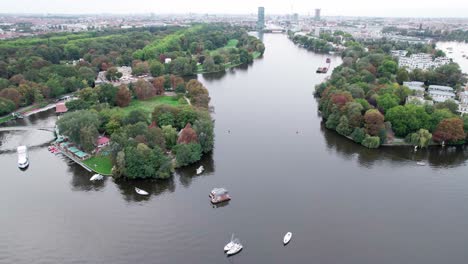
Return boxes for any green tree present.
[0,97,15,115]
[396,68,409,84]
[361,135,381,148]
[429,109,455,132]
[350,127,366,143]
[336,116,352,136]
[161,125,178,149]
[407,129,432,148]
[57,110,101,148]
[434,99,459,115]
[124,143,172,179]
[173,143,203,167]
[193,112,214,153]
[385,105,431,137]
[377,93,399,113]
[149,60,165,77]
[79,125,99,152]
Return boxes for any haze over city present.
[2,0,468,17]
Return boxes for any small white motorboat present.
[224,234,235,252]
[226,240,242,256]
[196,165,204,175]
[135,187,149,195]
[90,174,104,181]
[416,161,426,166]
[283,232,292,245]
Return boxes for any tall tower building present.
[257,7,265,31]
[315,9,321,21]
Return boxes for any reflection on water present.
[114,177,176,202]
[321,122,468,168]
[177,152,215,188]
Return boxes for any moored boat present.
[135,187,149,195]
[210,187,231,204]
[196,165,204,175]
[224,234,236,251]
[316,67,328,74]
[283,232,292,245]
[90,174,104,181]
[226,240,243,256]
[416,161,426,166]
[17,146,29,169]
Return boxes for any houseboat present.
[17,146,29,169]
[316,67,328,74]
[210,188,231,204]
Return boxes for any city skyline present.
[1,0,468,18]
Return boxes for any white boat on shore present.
[283,232,292,245]
[196,165,204,175]
[90,174,104,181]
[135,187,149,195]
[17,146,29,169]
[416,161,426,166]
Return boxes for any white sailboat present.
[196,165,204,175]
[283,232,292,245]
[224,234,236,251]
[226,239,243,256]
[135,187,149,195]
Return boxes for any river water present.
[437,41,468,74]
[2,34,468,264]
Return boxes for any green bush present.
[361,135,381,149]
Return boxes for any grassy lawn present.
[83,155,113,175]
[120,95,181,115]
[225,39,239,48]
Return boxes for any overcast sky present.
[2,0,468,18]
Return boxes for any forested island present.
[313,40,468,149]
[0,23,265,179]
[0,24,264,120]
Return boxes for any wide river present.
[2,34,468,264]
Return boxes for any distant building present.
[406,96,433,106]
[292,13,299,23]
[314,9,321,21]
[428,85,455,103]
[403,81,425,96]
[257,7,265,31]
[398,53,451,71]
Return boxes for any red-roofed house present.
[96,136,110,148]
[56,103,68,114]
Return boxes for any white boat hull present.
[226,245,242,256]
[90,174,104,181]
[283,232,292,245]
[135,187,149,195]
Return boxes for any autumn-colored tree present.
[433,117,465,144]
[134,79,154,100]
[364,109,384,136]
[152,76,166,95]
[170,75,184,89]
[116,85,131,107]
[0,88,22,107]
[186,80,208,97]
[177,123,199,144]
